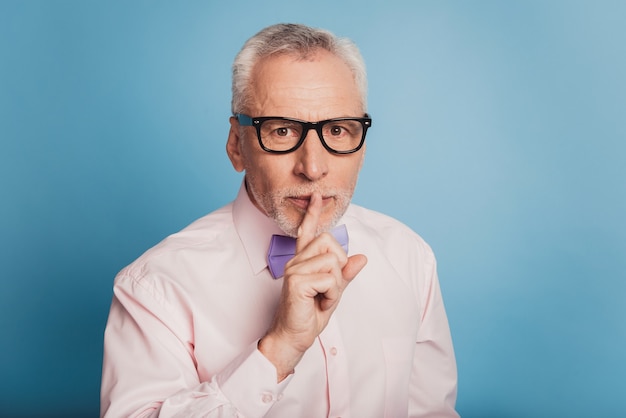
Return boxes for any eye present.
[329,125,345,136]
[262,120,302,139]
[326,123,350,138]
[274,127,292,137]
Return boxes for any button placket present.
[318,316,351,418]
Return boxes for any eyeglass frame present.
[235,113,372,155]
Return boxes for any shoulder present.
[344,203,434,256]
[343,204,441,312]
[115,202,237,285]
[343,203,438,287]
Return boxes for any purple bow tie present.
[267,225,349,279]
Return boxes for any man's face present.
[227,50,366,237]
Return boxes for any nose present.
[293,128,329,181]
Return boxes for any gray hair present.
[231,23,368,115]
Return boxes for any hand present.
[258,192,367,381]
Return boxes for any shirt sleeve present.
[409,248,460,417]
[100,274,291,418]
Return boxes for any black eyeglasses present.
[235,114,372,154]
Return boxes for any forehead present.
[248,50,362,118]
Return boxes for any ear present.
[226,116,245,172]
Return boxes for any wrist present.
[258,333,304,382]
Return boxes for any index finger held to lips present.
[296,192,322,253]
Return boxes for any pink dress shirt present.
[101,183,458,417]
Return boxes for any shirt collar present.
[232,181,285,276]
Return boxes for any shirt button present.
[261,393,274,404]
[330,347,338,356]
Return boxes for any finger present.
[311,255,366,311]
[296,192,322,253]
[286,253,367,311]
[288,230,347,265]
[292,272,341,312]
[285,250,346,278]
[342,254,368,283]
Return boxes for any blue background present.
[1,1,624,417]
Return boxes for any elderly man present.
[101,23,458,417]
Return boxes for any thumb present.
[342,254,368,283]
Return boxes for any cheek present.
[240,144,267,177]
[243,153,293,191]
[338,158,364,187]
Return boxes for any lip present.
[288,195,333,211]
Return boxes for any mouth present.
[288,195,334,211]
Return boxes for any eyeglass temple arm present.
[235,114,254,126]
